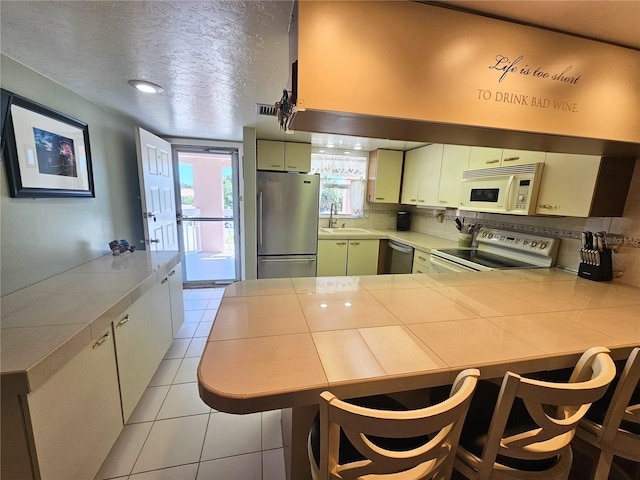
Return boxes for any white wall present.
[1,55,144,295]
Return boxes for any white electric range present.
[429,227,560,273]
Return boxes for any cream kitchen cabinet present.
[468,146,545,170]
[468,146,503,169]
[436,145,470,207]
[412,248,431,274]
[367,149,404,203]
[400,144,442,206]
[166,263,185,337]
[346,240,380,275]
[284,141,312,172]
[317,240,349,276]
[536,153,635,217]
[257,139,285,170]
[25,327,123,480]
[317,239,379,276]
[113,283,173,422]
[500,149,545,166]
[257,140,311,172]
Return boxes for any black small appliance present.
[396,211,410,231]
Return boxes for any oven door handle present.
[505,174,516,211]
[429,254,481,273]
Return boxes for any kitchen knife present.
[455,218,463,231]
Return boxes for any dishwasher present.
[385,240,414,274]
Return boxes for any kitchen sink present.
[320,228,373,234]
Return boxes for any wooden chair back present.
[475,346,616,480]
[314,368,479,480]
[596,347,640,445]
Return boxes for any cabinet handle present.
[539,204,561,210]
[92,332,111,349]
[375,197,385,200]
[169,270,176,276]
[417,256,427,262]
[439,200,447,204]
[350,242,360,246]
[337,241,347,246]
[288,164,298,168]
[418,199,425,203]
[161,277,169,284]
[410,198,417,202]
[485,159,500,164]
[502,156,520,162]
[115,314,130,328]
[415,269,424,274]
[271,164,280,168]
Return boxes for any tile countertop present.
[0,251,183,395]
[198,269,640,414]
[317,228,459,252]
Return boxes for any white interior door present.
[135,127,178,251]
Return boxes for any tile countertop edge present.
[318,229,459,252]
[0,251,184,395]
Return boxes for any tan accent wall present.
[297,1,639,144]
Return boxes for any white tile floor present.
[95,287,286,480]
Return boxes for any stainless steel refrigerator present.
[257,171,320,278]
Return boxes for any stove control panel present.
[477,227,559,258]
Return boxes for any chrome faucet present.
[328,203,337,228]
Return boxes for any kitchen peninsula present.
[198,270,640,479]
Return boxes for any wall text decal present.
[489,54,582,85]
[476,89,579,113]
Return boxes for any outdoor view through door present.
[175,148,240,285]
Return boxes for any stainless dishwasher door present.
[386,240,414,274]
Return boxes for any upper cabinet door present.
[400,148,422,205]
[468,146,502,169]
[501,149,546,166]
[415,144,443,207]
[535,153,601,217]
[367,149,403,203]
[257,140,285,170]
[438,145,470,207]
[284,142,312,172]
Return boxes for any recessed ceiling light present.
[326,143,335,148]
[354,144,362,150]
[127,79,164,94]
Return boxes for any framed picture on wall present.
[1,89,95,198]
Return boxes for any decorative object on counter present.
[455,218,478,247]
[458,233,473,248]
[578,231,612,281]
[109,239,136,256]
[1,89,95,198]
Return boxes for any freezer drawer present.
[258,255,317,279]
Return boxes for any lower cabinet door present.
[412,248,431,274]
[167,263,185,338]
[114,284,172,422]
[27,327,123,480]
[347,240,379,276]
[317,240,348,276]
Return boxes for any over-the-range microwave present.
[459,162,544,215]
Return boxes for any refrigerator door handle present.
[258,191,263,246]
[260,257,315,263]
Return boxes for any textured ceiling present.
[1,1,638,151]
[1,1,293,142]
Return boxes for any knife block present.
[578,249,612,281]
